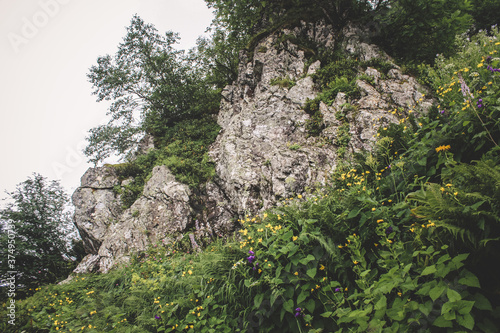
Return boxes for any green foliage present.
[113,117,220,208]
[206,0,371,45]
[469,0,500,32]
[270,76,296,89]
[303,99,325,137]
[0,174,78,300]
[8,5,500,333]
[374,0,473,63]
[85,15,220,164]
[194,27,241,89]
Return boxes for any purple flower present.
[248,250,255,255]
[294,307,303,317]
[439,110,445,114]
[487,65,500,73]
[155,315,161,320]
[385,226,393,235]
[247,255,256,263]
[295,307,301,312]
[335,287,342,292]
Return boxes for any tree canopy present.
[0,174,80,298]
[85,15,220,165]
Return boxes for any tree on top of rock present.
[85,15,220,165]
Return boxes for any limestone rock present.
[71,21,435,275]
[72,165,193,273]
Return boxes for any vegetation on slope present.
[3,27,500,332]
[3,0,500,331]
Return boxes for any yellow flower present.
[477,63,484,68]
[371,207,376,211]
[188,270,193,275]
[435,145,451,153]
[292,236,298,241]
[376,219,384,223]
[319,264,325,270]
[294,272,299,276]
[297,194,302,199]
[353,260,359,265]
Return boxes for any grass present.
[3,24,500,333]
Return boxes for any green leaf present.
[457,300,475,315]
[254,293,264,308]
[433,315,453,328]
[283,299,294,313]
[347,208,361,219]
[299,254,316,265]
[457,313,475,330]
[305,298,316,313]
[419,301,432,316]
[458,270,481,288]
[270,292,279,307]
[321,311,333,318]
[473,293,492,311]
[374,295,387,310]
[306,267,317,279]
[436,254,451,265]
[447,288,462,302]
[441,301,454,315]
[463,120,470,126]
[429,284,446,301]
[297,290,308,305]
[451,253,469,266]
[421,265,437,276]
[276,266,283,278]
[283,229,293,241]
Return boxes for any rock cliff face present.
[72,22,433,273]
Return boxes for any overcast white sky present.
[0,0,214,200]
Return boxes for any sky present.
[0,0,214,201]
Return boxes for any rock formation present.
[72,22,434,273]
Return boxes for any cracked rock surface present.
[71,22,434,274]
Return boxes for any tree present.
[85,15,220,165]
[374,0,472,63]
[205,0,372,42]
[0,174,77,298]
